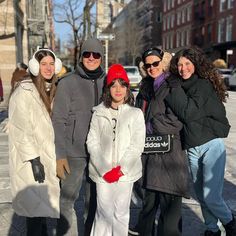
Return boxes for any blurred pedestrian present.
[165,47,236,236]
[132,47,189,236]
[52,38,106,236]
[10,62,28,89]
[86,64,145,236]
[8,47,62,236]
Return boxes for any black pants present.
[137,190,182,236]
[26,217,48,236]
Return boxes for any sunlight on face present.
[177,57,195,80]
[110,80,127,108]
[39,56,55,80]
[82,53,102,71]
[145,55,163,79]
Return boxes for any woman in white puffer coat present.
[8,48,62,236]
[86,64,146,236]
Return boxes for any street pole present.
[105,39,108,73]
[97,33,115,73]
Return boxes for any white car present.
[124,66,142,89]
[217,68,234,90]
[228,69,236,90]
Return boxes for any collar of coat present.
[92,103,130,117]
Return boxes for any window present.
[218,19,225,42]
[181,30,185,46]
[182,8,186,23]
[177,11,181,25]
[220,0,227,11]
[164,1,167,12]
[171,14,175,28]
[156,12,162,23]
[163,17,166,31]
[228,0,234,8]
[176,31,180,47]
[167,15,170,29]
[207,24,212,42]
[226,16,233,41]
[168,0,171,10]
[186,30,190,45]
[170,34,174,48]
[187,6,191,21]
[172,0,175,8]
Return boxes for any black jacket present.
[140,77,189,198]
[165,74,230,149]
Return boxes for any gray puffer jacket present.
[52,64,105,159]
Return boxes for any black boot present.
[224,215,236,236]
[204,229,221,236]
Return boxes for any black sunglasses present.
[144,60,161,69]
[83,51,101,59]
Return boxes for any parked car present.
[228,68,236,90]
[217,68,233,89]
[124,66,142,89]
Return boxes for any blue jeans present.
[188,138,232,232]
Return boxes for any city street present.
[0,91,236,236]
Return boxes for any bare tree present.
[82,0,96,40]
[53,0,84,68]
[124,15,143,65]
[53,0,96,68]
[109,2,143,65]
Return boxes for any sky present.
[53,0,96,44]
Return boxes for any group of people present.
[6,36,236,236]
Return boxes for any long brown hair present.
[10,50,57,114]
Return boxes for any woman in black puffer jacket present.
[135,47,189,236]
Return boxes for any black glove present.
[30,157,45,183]
[166,76,181,88]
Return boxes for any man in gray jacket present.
[52,38,105,235]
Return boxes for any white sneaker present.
[128,228,139,235]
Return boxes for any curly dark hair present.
[169,47,228,102]
[102,79,134,108]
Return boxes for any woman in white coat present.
[86,64,146,236]
[8,48,62,236]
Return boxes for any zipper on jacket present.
[93,80,99,105]
[72,120,76,144]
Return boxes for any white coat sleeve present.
[9,89,39,162]
[119,109,146,174]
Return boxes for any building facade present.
[0,0,54,106]
[0,0,28,85]
[162,0,236,66]
[101,0,162,65]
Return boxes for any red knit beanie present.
[106,64,130,86]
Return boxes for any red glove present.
[103,166,124,183]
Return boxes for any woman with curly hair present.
[165,47,236,236]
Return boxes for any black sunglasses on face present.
[83,51,101,59]
[144,60,161,69]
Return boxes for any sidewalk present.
[0,107,235,236]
